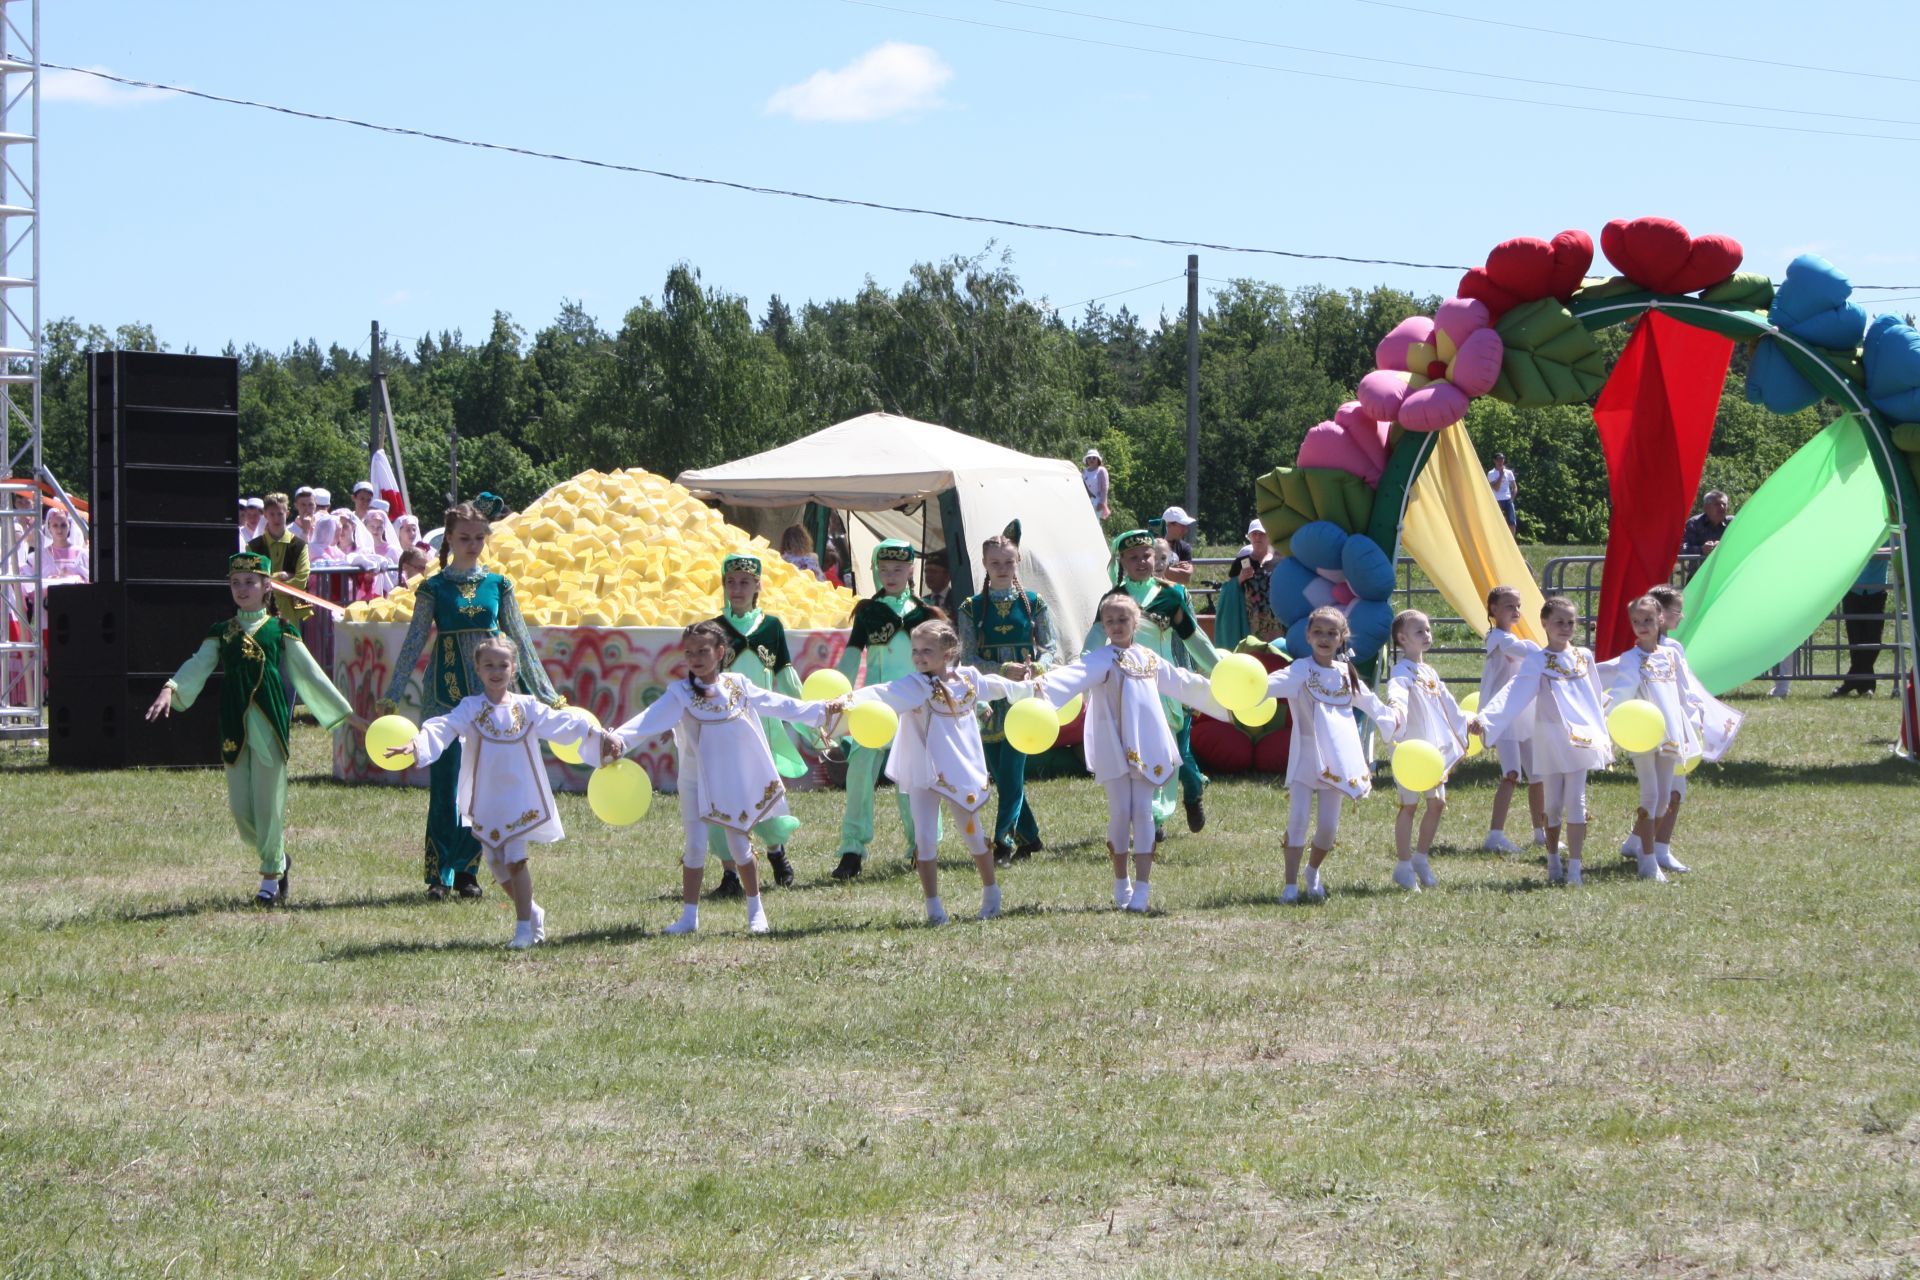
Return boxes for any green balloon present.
[1672,415,1890,694]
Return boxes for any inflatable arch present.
[1245,217,1917,731]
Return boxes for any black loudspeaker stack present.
[47,352,239,768]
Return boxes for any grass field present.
[4,688,1918,1278]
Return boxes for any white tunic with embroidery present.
[1386,658,1471,775]
[855,667,1034,811]
[1479,627,1535,743]
[1597,644,1704,764]
[411,693,599,850]
[1479,645,1614,775]
[1665,636,1743,761]
[611,673,833,834]
[1267,659,1401,799]
[1038,644,1228,786]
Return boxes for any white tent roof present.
[678,413,1110,658]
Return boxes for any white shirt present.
[1487,467,1515,501]
[856,666,1033,810]
[1597,645,1705,763]
[1039,644,1226,785]
[1267,658,1401,798]
[1479,628,1535,743]
[1479,645,1613,775]
[412,693,599,849]
[1387,658,1471,774]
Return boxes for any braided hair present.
[978,533,1030,646]
[681,619,732,699]
[439,501,489,571]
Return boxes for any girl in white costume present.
[1599,595,1707,882]
[1385,609,1470,891]
[1266,607,1402,904]
[1619,583,1743,865]
[397,637,603,948]
[1479,585,1549,854]
[603,621,845,936]
[1029,594,1228,913]
[1471,597,1613,887]
[852,619,1039,924]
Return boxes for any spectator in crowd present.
[293,487,315,521]
[922,549,955,615]
[248,493,312,625]
[1487,453,1518,533]
[1680,490,1731,558]
[1082,448,1111,520]
[1214,518,1281,649]
[312,487,333,516]
[364,501,400,595]
[821,545,844,589]
[1160,506,1197,584]
[314,510,380,604]
[29,502,88,595]
[1833,548,1891,697]
[237,496,264,551]
[394,546,432,590]
[780,524,823,580]
[393,513,421,557]
[351,481,375,521]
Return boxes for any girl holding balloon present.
[1262,607,1401,904]
[1598,596,1707,882]
[850,619,1042,924]
[387,636,604,948]
[602,621,847,936]
[958,525,1059,866]
[1468,598,1612,887]
[1026,593,1230,913]
[1384,609,1472,891]
[1478,586,1550,856]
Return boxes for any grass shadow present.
[46,888,432,930]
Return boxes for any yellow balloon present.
[1391,739,1446,793]
[802,668,853,702]
[1458,691,1480,714]
[1608,698,1666,754]
[1465,730,1485,758]
[1235,697,1278,727]
[1679,751,1702,776]
[365,714,418,771]
[1004,697,1061,755]
[848,700,899,749]
[588,758,653,825]
[549,709,605,765]
[1056,693,1084,726]
[1209,652,1269,713]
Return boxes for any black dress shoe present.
[831,852,864,881]
[1185,795,1206,833]
[454,871,483,899]
[993,840,1015,868]
[426,883,449,902]
[254,886,279,908]
[709,866,744,899]
[768,847,796,888]
[276,853,290,906]
[1013,836,1043,861]
[1154,825,1166,846]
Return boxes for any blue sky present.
[44,0,1920,354]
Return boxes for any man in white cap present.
[237,497,264,550]
[1081,448,1110,520]
[352,480,375,521]
[1159,506,1197,585]
[293,487,315,521]
[311,487,332,515]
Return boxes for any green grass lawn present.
[3,690,1918,1278]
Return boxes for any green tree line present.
[37,247,1829,543]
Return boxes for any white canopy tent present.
[678,413,1110,658]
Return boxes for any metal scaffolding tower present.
[0,0,41,739]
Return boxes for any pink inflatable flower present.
[1355,297,1504,431]
[1297,400,1391,487]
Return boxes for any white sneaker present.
[1566,860,1583,887]
[508,921,537,950]
[1281,883,1301,904]
[1533,828,1548,847]
[978,901,1001,921]
[1306,871,1328,901]
[1620,833,1642,860]
[1547,854,1565,886]
[1412,855,1438,888]
[1656,848,1690,874]
[1770,680,1791,698]
[925,903,950,926]
[1114,880,1132,908]
[1636,854,1667,883]
[747,907,771,934]
[664,911,699,935]
[1482,832,1520,854]
[1391,863,1421,893]
[530,902,546,944]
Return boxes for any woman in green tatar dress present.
[958,524,1059,866]
[702,551,818,894]
[377,501,564,900]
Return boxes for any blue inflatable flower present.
[1747,255,1868,415]
[1265,520,1398,664]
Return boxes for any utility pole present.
[1185,254,1200,516]
[368,320,381,477]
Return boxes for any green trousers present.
[226,706,292,877]
[1151,718,1207,824]
[983,737,1040,850]
[837,742,934,857]
[709,813,802,864]
[425,739,482,887]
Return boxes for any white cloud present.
[43,66,172,107]
[382,289,413,306]
[766,42,952,123]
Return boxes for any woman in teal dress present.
[378,501,563,900]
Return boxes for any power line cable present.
[1051,273,1185,313]
[45,65,1920,291]
[1336,0,1920,86]
[984,0,1920,128]
[844,0,1920,144]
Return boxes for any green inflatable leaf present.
[1698,272,1774,311]
[1671,414,1890,694]
[1891,423,1920,453]
[1491,298,1609,407]
[1254,466,1375,556]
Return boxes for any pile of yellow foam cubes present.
[343,467,858,630]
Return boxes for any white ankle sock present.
[1547,853,1563,881]
[744,893,763,918]
[981,884,1002,915]
[259,876,278,895]
[926,896,947,924]
[1411,853,1435,885]
[665,902,699,933]
[1533,827,1547,845]
[1128,881,1151,912]
[1114,877,1132,907]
